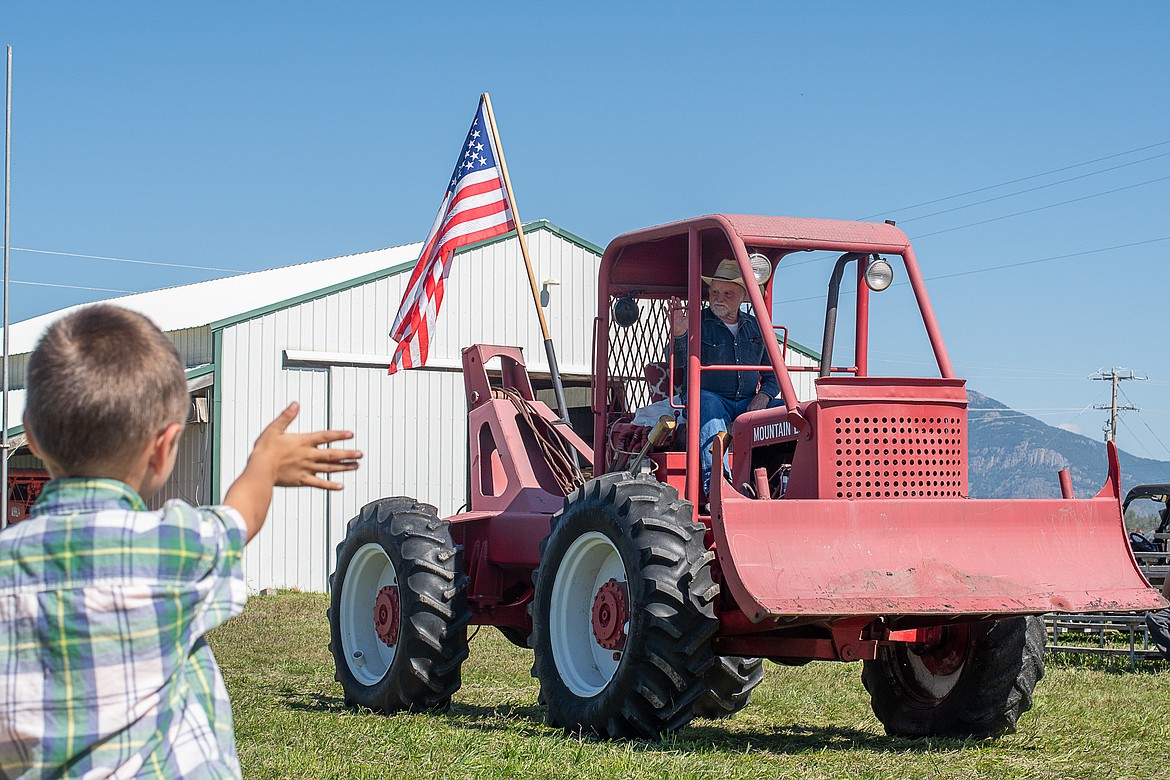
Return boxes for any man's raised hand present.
[669,298,689,337]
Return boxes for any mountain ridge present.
[968,390,1169,500]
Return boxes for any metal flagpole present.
[479,93,576,436]
[2,47,11,530]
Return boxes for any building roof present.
[6,241,424,356]
[5,220,603,356]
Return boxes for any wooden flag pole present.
[481,93,550,343]
[480,93,576,439]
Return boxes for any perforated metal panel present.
[832,413,966,499]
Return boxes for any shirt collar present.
[31,478,149,516]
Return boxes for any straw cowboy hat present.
[701,256,772,290]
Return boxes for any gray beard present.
[711,304,737,322]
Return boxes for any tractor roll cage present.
[595,214,956,503]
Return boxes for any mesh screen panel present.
[606,297,673,413]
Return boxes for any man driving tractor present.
[670,257,780,497]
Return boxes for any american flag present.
[388,98,516,373]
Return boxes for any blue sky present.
[3,3,1169,462]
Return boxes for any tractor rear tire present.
[327,497,471,713]
[862,616,1045,738]
[692,655,765,719]
[530,473,719,739]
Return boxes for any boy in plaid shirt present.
[0,305,361,778]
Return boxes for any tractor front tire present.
[530,473,719,739]
[692,656,765,719]
[862,616,1045,738]
[327,497,471,713]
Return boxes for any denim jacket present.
[671,307,780,402]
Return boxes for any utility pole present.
[1090,367,1145,443]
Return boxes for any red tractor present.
[6,469,50,525]
[327,214,1165,739]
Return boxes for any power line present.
[872,358,1103,382]
[1116,416,1156,460]
[774,235,1170,303]
[858,138,1170,220]
[15,140,1170,286]
[12,279,131,293]
[779,141,1170,271]
[19,143,1168,288]
[1118,384,1170,459]
[969,407,1094,413]
[897,150,1170,224]
[873,349,1096,379]
[1139,418,1170,459]
[918,235,1170,282]
[11,246,245,274]
[909,174,1170,240]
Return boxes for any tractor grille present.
[833,414,966,499]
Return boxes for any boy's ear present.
[148,422,184,474]
[22,414,40,457]
[23,421,62,480]
[164,422,183,453]
[24,428,40,458]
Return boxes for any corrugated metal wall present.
[216,228,598,591]
[240,368,329,592]
[8,453,41,469]
[152,417,213,510]
[6,355,26,391]
[170,327,213,368]
[787,348,819,403]
[325,366,468,575]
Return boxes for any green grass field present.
[209,593,1169,780]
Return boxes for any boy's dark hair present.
[25,304,188,477]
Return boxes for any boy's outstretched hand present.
[225,402,363,541]
[255,402,362,489]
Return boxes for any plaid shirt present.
[0,479,248,779]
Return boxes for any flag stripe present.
[391,198,512,341]
[434,206,512,253]
[443,189,508,222]
[390,193,451,335]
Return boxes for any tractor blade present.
[711,484,1166,621]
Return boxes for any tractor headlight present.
[864,257,894,292]
[747,253,773,286]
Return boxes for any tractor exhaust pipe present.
[820,253,866,379]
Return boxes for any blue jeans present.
[695,390,784,497]
[696,390,752,497]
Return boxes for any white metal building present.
[4,221,819,592]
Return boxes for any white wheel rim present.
[905,651,964,699]
[549,531,627,698]
[339,542,398,686]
